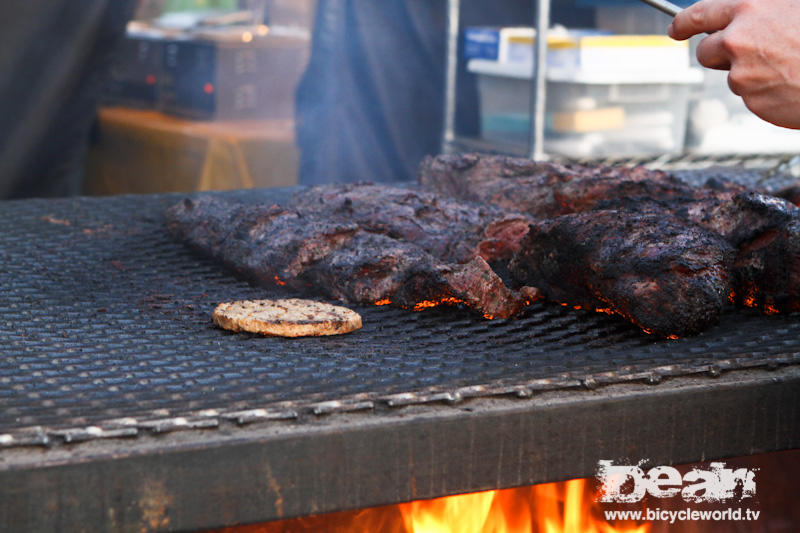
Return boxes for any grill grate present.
[2,188,799,447]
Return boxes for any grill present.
[1,185,799,532]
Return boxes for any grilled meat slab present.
[422,153,800,319]
[419,153,700,218]
[509,210,735,337]
[291,183,533,263]
[166,195,526,319]
[714,193,800,312]
[167,156,800,337]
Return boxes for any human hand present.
[669,0,800,128]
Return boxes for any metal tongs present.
[636,0,683,17]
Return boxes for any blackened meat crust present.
[720,194,800,312]
[509,210,735,337]
[292,183,533,263]
[167,156,800,337]
[422,153,800,320]
[166,195,525,319]
[419,153,700,218]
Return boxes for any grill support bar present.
[2,366,798,532]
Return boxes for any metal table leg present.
[441,0,550,160]
[530,0,551,160]
[442,0,461,153]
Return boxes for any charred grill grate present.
[2,188,800,447]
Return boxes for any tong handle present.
[637,0,683,17]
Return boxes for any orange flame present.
[374,298,392,306]
[398,480,649,533]
[225,478,651,533]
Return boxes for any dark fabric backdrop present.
[295,1,536,186]
[0,1,135,199]
[295,0,593,185]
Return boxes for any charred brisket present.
[421,153,800,319]
[291,183,533,264]
[167,155,800,338]
[508,210,735,337]
[166,193,528,319]
[418,153,699,217]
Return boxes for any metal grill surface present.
[2,189,799,446]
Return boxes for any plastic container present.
[463,26,607,65]
[468,53,702,158]
[463,27,538,63]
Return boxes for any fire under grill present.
[1,185,799,532]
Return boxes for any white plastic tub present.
[468,37,702,158]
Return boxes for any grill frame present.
[1,185,799,531]
[1,366,798,532]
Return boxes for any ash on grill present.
[167,154,800,338]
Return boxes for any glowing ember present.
[558,302,620,319]
[273,275,286,287]
[412,297,464,311]
[374,298,392,306]
[738,286,782,315]
[741,286,758,308]
[413,300,441,311]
